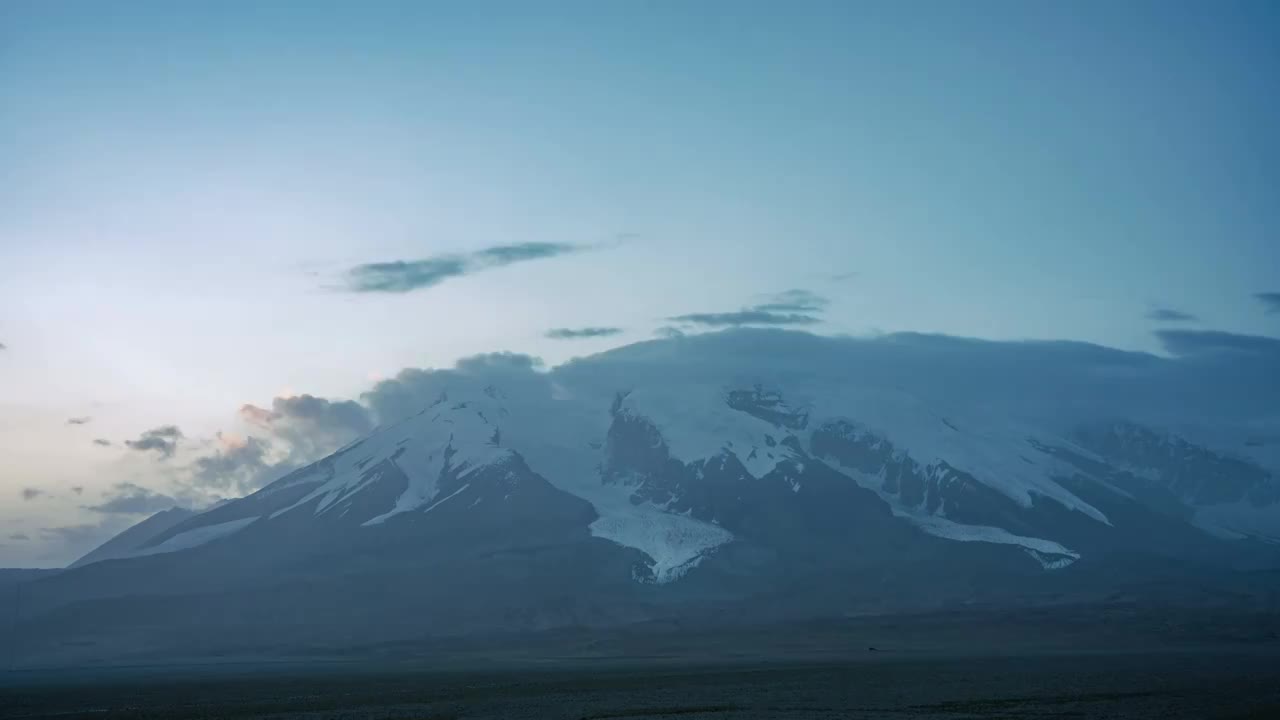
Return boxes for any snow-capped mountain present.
[91,385,1068,582]
[81,363,1280,581]
[18,329,1280,662]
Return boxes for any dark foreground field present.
[4,651,1280,720]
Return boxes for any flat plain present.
[4,650,1280,720]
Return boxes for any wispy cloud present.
[93,438,112,447]
[0,341,7,351]
[668,310,821,327]
[545,326,624,340]
[670,289,829,327]
[828,271,858,283]
[346,258,468,293]
[753,289,829,313]
[21,488,44,501]
[654,326,686,339]
[1257,292,1280,314]
[8,533,29,541]
[67,416,92,425]
[344,242,585,294]
[472,243,578,265]
[1156,329,1280,357]
[124,425,184,459]
[1146,307,1198,323]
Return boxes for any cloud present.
[669,289,828,328]
[180,395,375,495]
[1257,292,1280,314]
[1156,329,1280,358]
[93,438,112,447]
[189,434,277,493]
[67,416,92,425]
[552,326,1280,433]
[21,488,43,501]
[125,425,184,458]
[239,394,372,456]
[344,242,584,294]
[363,352,549,425]
[1146,307,1198,323]
[472,242,578,265]
[240,395,372,431]
[455,352,544,373]
[345,257,469,293]
[668,310,821,327]
[239,405,273,426]
[0,341,6,351]
[86,482,180,515]
[753,289,829,313]
[654,326,686,339]
[545,327,624,340]
[8,533,29,541]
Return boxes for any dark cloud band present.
[753,289,829,313]
[545,327,624,340]
[125,425,184,459]
[1156,329,1280,357]
[1146,308,1197,323]
[668,310,821,327]
[344,242,584,294]
[669,289,828,328]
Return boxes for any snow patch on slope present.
[900,511,1079,569]
[618,386,801,479]
[494,397,736,584]
[589,500,734,583]
[824,455,1081,570]
[132,516,260,558]
[808,386,1110,525]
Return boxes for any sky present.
[2,1,1278,566]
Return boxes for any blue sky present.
[2,1,1278,565]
